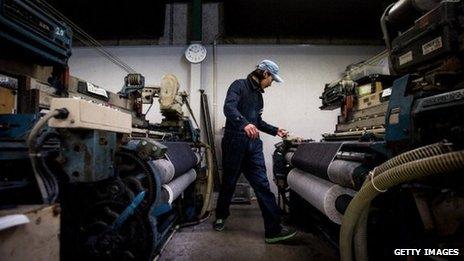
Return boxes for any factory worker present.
[213,60,297,243]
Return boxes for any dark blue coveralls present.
[216,75,282,237]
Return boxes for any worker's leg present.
[215,134,248,220]
[243,138,282,237]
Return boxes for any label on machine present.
[382,88,392,98]
[422,36,443,55]
[86,82,108,98]
[399,51,413,66]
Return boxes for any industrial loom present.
[273,1,464,260]
[0,0,214,260]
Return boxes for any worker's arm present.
[257,115,278,136]
[223,81,249,131]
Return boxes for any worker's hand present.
[277,128,289,138]
[244,124,260,139]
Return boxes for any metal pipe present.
[198,145,214,218]
[388,0,422,27]
[387,0,440,27]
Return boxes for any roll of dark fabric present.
[161,142,198,178]
[291,142,343,180]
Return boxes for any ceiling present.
[46,0,166,40]
[224,0,395,41]
[44,0,395,44]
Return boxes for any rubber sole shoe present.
[265,227,297,244]
[213,219,225,231]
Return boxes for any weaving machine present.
[273,1,464,260]
[0,1,214,260]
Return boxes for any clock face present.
[185,44,207,64]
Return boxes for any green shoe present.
[213,219,225,231]
[265,227,297,244]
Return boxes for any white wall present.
[69,44,383,193]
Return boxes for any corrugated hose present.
[341,142,463,261]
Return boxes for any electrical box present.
[48,98,132,133]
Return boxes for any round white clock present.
[184,43,207,64]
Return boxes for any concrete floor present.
[159,202,339,261]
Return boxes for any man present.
[214,60,297,244]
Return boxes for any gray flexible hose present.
[371,142,453,176]
[340,150,464,261]
[354,209,369,261]
[353,142,453,261]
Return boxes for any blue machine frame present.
[0,0,72,65]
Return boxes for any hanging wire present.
[33,0,137,73]
[37,0,135,72]
[73,34,135,73]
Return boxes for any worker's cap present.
[257,60,283,83]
